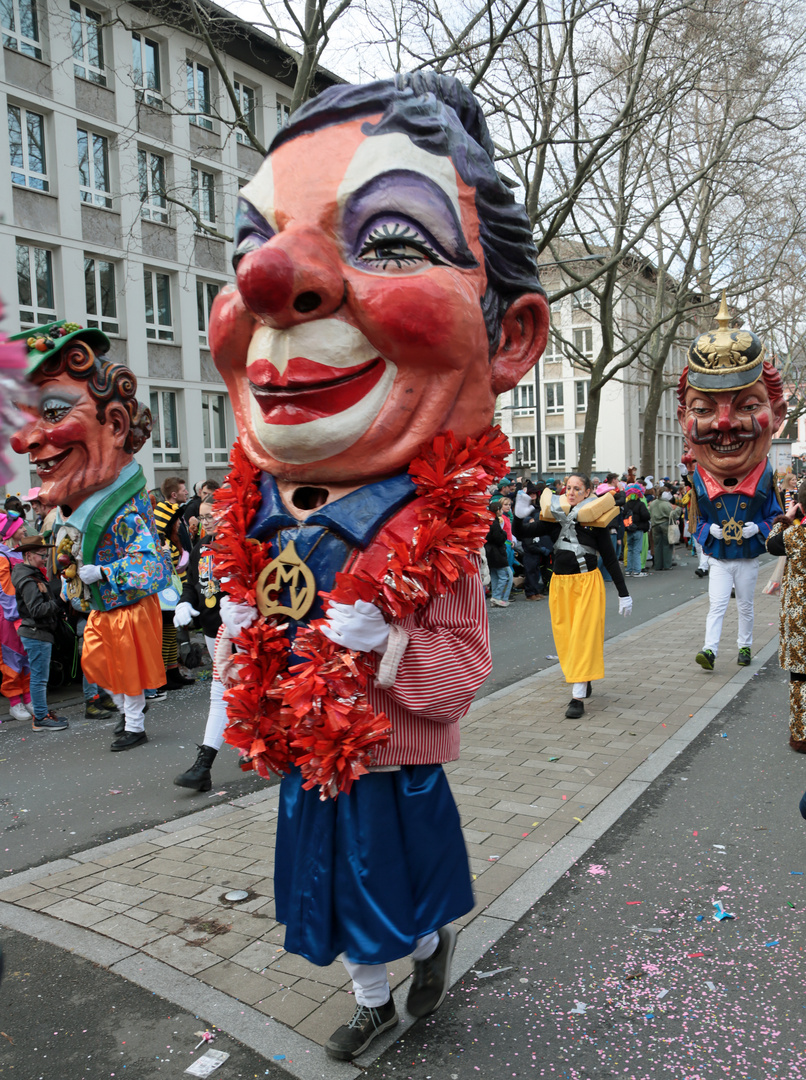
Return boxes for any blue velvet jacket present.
[693,460,781,560]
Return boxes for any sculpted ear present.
[490,293,550,395]
[105,402,130,448]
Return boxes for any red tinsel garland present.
[212,426,510,799]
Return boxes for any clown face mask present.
[11,370,133,511]
[210,116,548,483]
[678,380,786,486]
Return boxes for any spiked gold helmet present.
[687,292,765,392]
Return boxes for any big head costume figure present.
[11,323,171,749]
[676,295,786,672]
[208,75,548,1060]
[211,73,548,483]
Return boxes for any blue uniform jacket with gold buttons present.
[693,461,780,560]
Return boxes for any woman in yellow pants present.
[521,473,632,718]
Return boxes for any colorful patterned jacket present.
[57,462,173,613]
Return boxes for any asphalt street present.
[367,650,806,1080]
[1,555,719,875]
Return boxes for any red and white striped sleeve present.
[375,565,491,724]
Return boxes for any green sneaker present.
[738,647,752,667]
[696,648,715,671]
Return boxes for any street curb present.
[0,611,780,1078]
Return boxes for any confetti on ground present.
[656,988,669,999]
[569,1001,587,1014]
[706,981,717,991]
[713,900,735,921]
[764,940,780,947]
[473,966,514,979]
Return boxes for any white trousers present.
[203,676,228,751]
[341,931,440,1007]
[111,692,146,733]
[693,539,709,571]
[704,557,760,655]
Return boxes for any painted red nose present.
[236,247,295,318]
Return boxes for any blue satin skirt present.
[275,764,474,967]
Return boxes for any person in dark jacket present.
[623,484,651,576]
[513,484,546,600]
[520,473,632,718]
[10,535,68,730]
[485,502,513,607]
[172,499,225,791]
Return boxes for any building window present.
[132,32,161,108]
[196,279,219,345]
[17,242,55,327]
[190,166,215,226]
[1,0,41,59]
[545,381,564,414]
[573,327,593,360]
[150,390,181,464]
[547,435,566,469]
[137,148,167,223]
[513,435,536,467]
[77,128,111,207]
[233,80,256,143]
[202,392,229,464]
[573,288,594,310]
[8,104,48,191]
[513,383,534,415]
[276,97,291,130]
[84,255,118,335]
[70,3,105,85]
[144,270,173,341]
[187,60,213,129]
[543,331,562,364]
[576,432,595,469]
[575,379,589,411]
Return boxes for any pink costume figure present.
[208,74,549,1061]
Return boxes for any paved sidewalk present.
[0,584,782,1078]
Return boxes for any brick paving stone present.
[98,866,157,887]
[229,940,287,973]
[137,874,211,898]
[135,856,200,879]
[0,882,43,901]
[203,931,256,959]
[94,843,161,866]
[293,990,360,1047]
[253,988,320,1025]
[270,953,349,988]
[36,864,104,888]
[142,934,221,974]
[43,897,112,926]
[83,881,157,906]
[200,960,284,1005]
[187,851,257,873]
[91,914,166,948]
[186,867,264,891]
[139,893,216,920]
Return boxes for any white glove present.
[220,596,259,636]
[78,563,103,584]
[709,523,724,540]
[173,601,199,628]
[742,522,760,538]
[321,599,390,655]
[619,596,633,617]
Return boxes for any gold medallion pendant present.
[256,539,317,620]
[721,516,743,546]
[204,595,217,608]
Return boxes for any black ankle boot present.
[174,744,218,791]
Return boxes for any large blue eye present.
[356,221,445,271]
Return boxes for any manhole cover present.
[224,889,249,902]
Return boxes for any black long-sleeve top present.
[520,518,629,597]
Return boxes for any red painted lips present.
[246,356,385,424]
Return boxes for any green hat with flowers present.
[8,320,111,379]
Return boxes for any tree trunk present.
[577,377,602,475]
[640,362,666,477]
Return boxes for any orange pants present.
[83,593,165,696]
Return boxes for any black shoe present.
[145,688,168,702]
[166,668,195,690]
[114,702,148,735]
[110,731,148,752]
[174,744,218,792]
[407,925,457,1018]
[695,568,706,577]
[325,998,398,1061]
[31,712,69,731]
[97,692,116,711]
[85,700,113,720]
[585,681,592,698]
[696,648,715,671]
[565,699,584,719]
[738,647,752,667]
